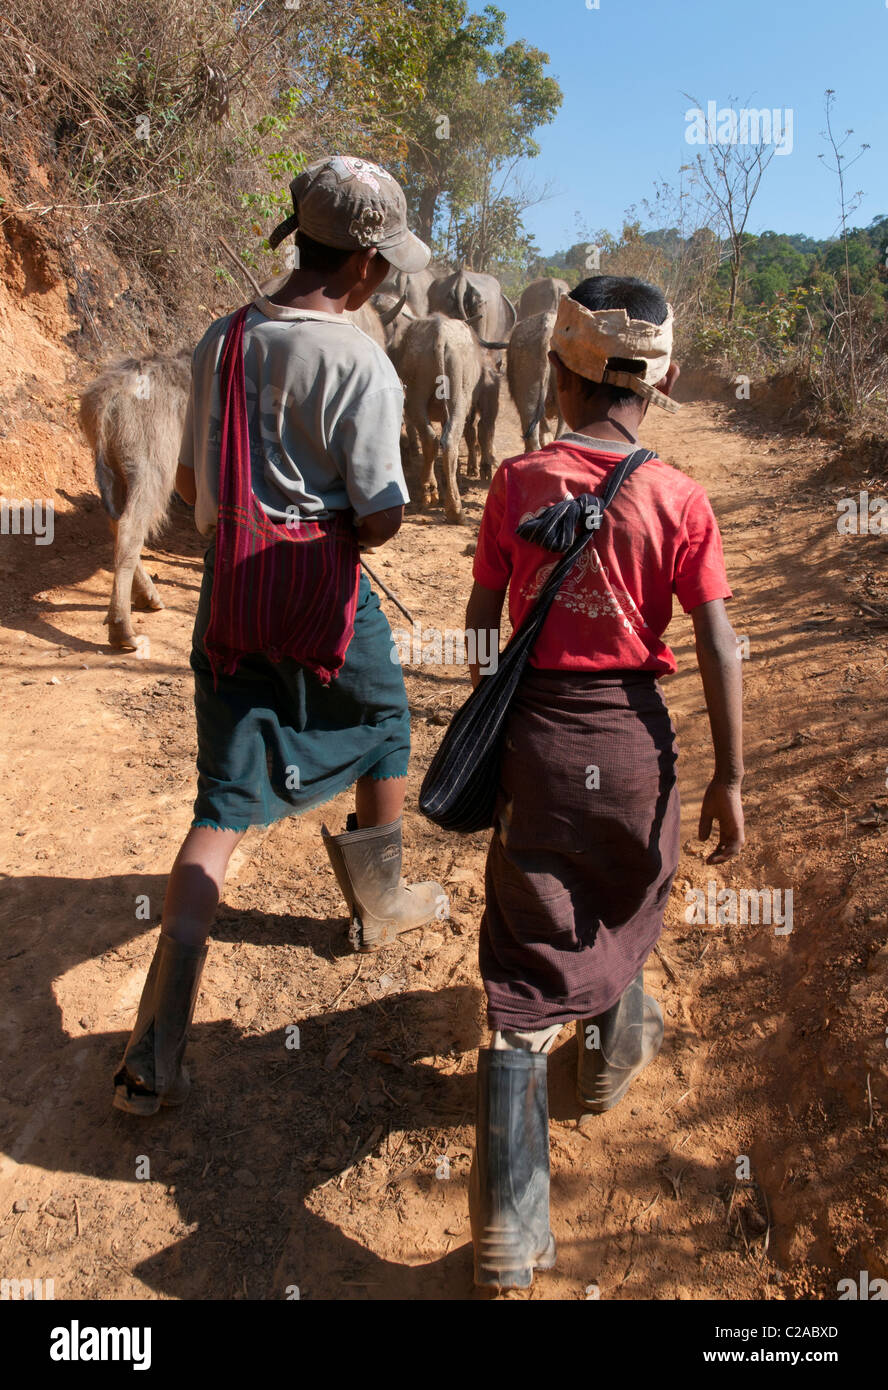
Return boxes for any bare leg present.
[354,774,406,829]
[491,1025,562,1053]
[161,826,245,948]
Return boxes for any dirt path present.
[1,385,886,1300]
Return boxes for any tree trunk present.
[417,185,439,246]
[727,252,740,323]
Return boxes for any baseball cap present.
[268,155,431,274]
[550,296,680,413]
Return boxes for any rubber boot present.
[576,970,664,1113]
[469,1049,556,1290]
[321,814,449,952]
[112,935,208,1115]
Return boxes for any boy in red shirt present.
[465,275,744,1289]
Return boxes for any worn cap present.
[268,155,431,274]
[550,296,680,413]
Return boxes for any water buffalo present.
[347,299,397,349]
[506,309,564,452]
[79,351,192,650]
[517,276,569,321]
[426,267,516,349]
[371,291,417,354]
[392,314,498,524]
[377,265,437,318]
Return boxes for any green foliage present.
[388,2,562,268]
[238,93,308,231]
[687,285,813,370]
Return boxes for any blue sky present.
[498,0,887,253]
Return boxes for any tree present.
[817,89,871,403]
[391,3,561,265]
[685,94,777,322]
[641,173,724,328]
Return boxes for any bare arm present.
[465,580,506,688]
[175,463,196,506]
[355,504,403,551]
[692,598,745,863]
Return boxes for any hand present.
[354,505,403,551]
[699,779,744,863]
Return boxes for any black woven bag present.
[418,447,656,833]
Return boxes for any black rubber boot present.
[321,814,449,952]
[576,970,664,1113]
[113,935,208,1115]
[469,1049,556,1290]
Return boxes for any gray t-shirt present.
[179,296,409,536]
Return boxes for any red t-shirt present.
[472,437,732,675]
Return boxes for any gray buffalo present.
[506,309,564,453]
[79,351,192,650]
[378,265,437,318]
[371,291,417,355]
[517,276,569,321]
[392,314,498,524]
[426,267,516,349]
[347,298,405,349]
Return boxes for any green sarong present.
[190,544,410,829]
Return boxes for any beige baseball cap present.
[551,296,680,413]
[268,155,431,274]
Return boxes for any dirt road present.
[1,385,886,1300]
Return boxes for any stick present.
[866,1071,874,1128]
[654,943,678,983]
[330,959,363,1011]
[216,237,417,627]
[217,236,264,297]
[359,558,415,624]
[662,1088,691,1116]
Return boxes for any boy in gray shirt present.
[182,300,409,531]
[113,156,448,1116]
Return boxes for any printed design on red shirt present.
[473,447,732,674]
[517,527,651,636]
